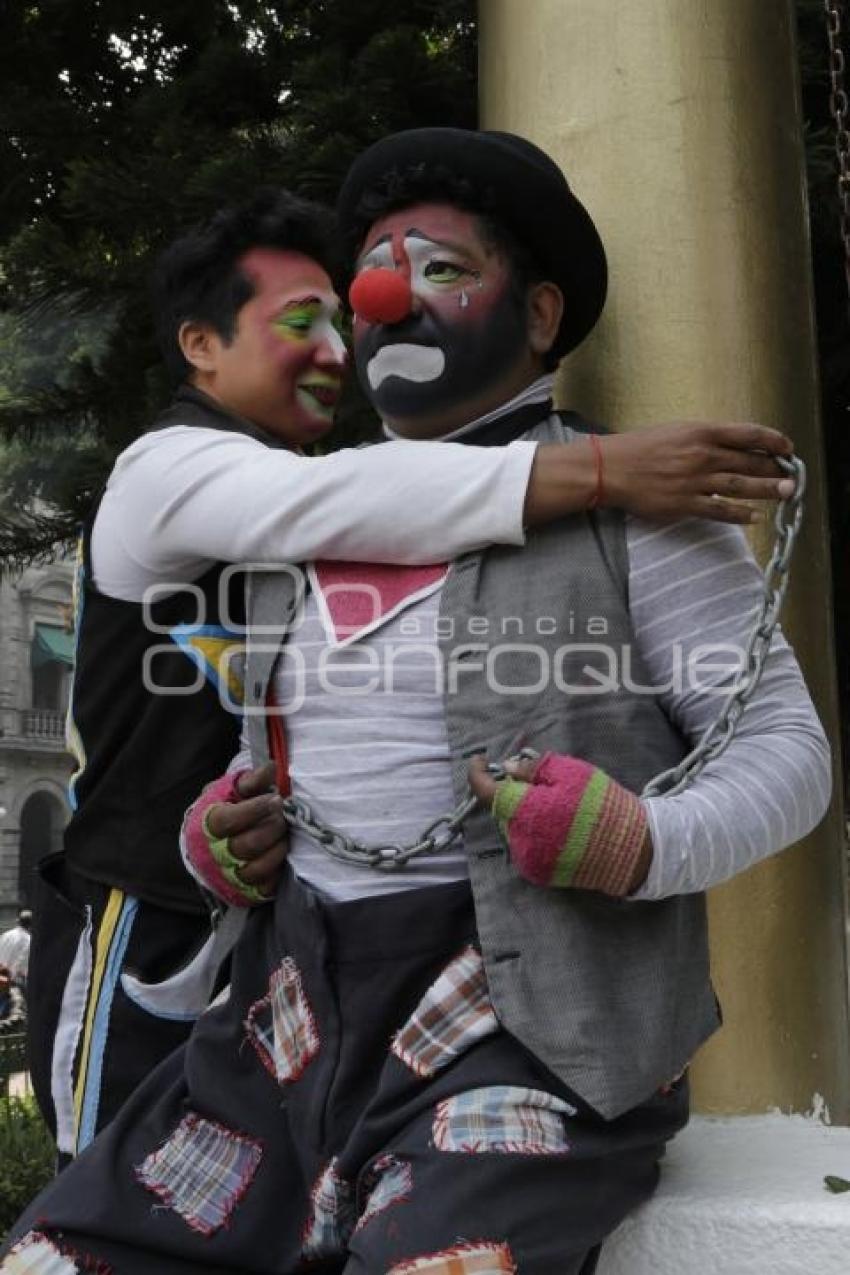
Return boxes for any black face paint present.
[355,282,528,421]
[352,208,534,425]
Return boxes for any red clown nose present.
[349,268,412,325]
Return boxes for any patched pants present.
[5,868,688,1273]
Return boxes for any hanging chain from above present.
[825,0,850,314]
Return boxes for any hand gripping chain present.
[641,454,805,798]
[279,455,805,867]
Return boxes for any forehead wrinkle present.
[404,229,467,253]
[276,292,340,314]
[281,294,322,309]
[404,229,498,267]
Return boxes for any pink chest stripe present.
[310,560,448,645]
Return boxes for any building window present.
[31,659,66,712]
[30,624,74,714]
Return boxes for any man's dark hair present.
[348,165,559,371]
[152,188,340,384]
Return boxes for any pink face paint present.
[208,247,348,445]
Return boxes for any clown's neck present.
[381,374,555,443]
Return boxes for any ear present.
[527,282,564,357]
[178,320,221,375]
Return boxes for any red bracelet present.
[586,433,605,510]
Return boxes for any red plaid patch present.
[245,956,320,1084]
[391,946,498,1079]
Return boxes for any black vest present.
[62,388,269,913]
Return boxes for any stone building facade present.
[0,557,75,929]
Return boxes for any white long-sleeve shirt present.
[91,426,536,600]
[128,401,826,905]
[628,517,830,897]
[218,516,829,903]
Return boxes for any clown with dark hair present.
[28,176,793,1172]
[8,133,827,1273]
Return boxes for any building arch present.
[17,564,74,603]
[14,784,69,907]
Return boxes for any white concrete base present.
[597,1114,850,1275]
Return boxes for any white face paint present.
[367,343,446,390]
[358,234,468,390]
[353,204,523,430]
[357,234,480,304]
[404,234,481,297]
[357,239,395,272]
[292,304,348,421]
[302,304,348,364]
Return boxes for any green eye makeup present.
[274,304,321,340]
[422,260,469,284]
[273,300,348,344]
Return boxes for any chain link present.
[642,455,805,797]
[280,458,805,864]
[280,792,480,872]
[825,0,850,316]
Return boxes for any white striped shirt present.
[229,515,830,901]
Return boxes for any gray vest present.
[244,415,720,1118]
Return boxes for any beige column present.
[480,0,850,1118]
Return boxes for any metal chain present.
[825,0,850,315]
[280,792,479,873]
[642,455,805,797]
[281,457,805,863]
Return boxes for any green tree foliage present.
[0,0,476,564]
[2,0,847,592]
[0,1094,54,1239]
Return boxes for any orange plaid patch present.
[387,1240,517,1274]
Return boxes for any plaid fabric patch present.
[388,1241,517,1274]
[391,946,498,1079]
[1,1231,111,1274]
[354,1154,413,1234]
[300,1157,356,1260]
[245,956,320,1085]
[134,1111,263,1236]
[432,1086,574,1155]
[2,1233,81,1275]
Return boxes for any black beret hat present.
[337,127,608,359]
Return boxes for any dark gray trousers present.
[5,869,687,1273]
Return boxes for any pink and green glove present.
[490,752,649,896]
[182,771,270,907]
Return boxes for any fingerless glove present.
[181,771,269,907]
[492,752,648,896]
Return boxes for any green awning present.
[32,623,75,669]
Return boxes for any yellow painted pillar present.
[480,0,850,1118]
